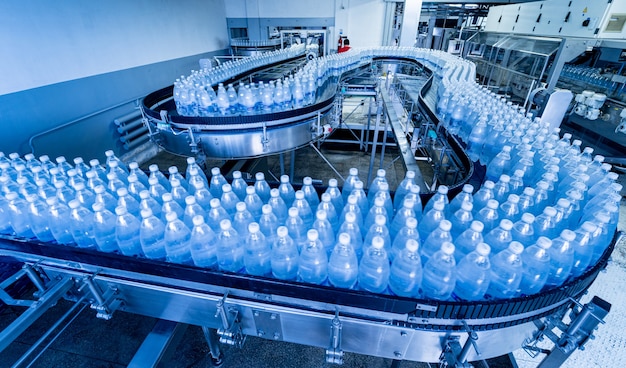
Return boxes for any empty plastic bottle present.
[425,186,450,216]
[268,188,288,224]
[254,172,271,203]
[473,180,495,213]
[328,233,359,289]
[324,178,344,213]
[301,176,320,212]
[244,222,272,276]
[107,161,128,184]
[91,202,118,253]
[163,211,193,264]
[518,187,535,215]
[390,217,420,262]
[545,229,576,289]
[25,194,54,242]
[421,219,453,265]
[278,175,296,208]
[46,197,74,245]
[114,206,142,256]
[105,150,127,173]
[388,239,422,297]
[518,236,552,296]
[421,242,457,301]
[393,171,416,211]
[511,213,536,246]
[271,226,299,280]
[509,169,525,195]
[358,236,390,294]
[342,168,360,203]
[139,208,167,260]
[56,156,74,176]
[418,200,446,242]
[487,241,524,299]
[454,242,492,301]
[298,229,328,285]
[454,220,485,263]
[209,167,228,199]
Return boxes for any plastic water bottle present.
[365,197,389,234]
[220,184,239,217]
[423,185,449,214]
[56,156,75,176]
[388,239,422,297]
[312,210,335,255]
[532,181,551,215]
[570,221,598,278]
[403,185,423,221]
[350,181,369,219]
[474,199,499,234]
[25,194,54,242]
[16,177,38,198]
[231,201,253,237]
[393,171,416,211]
[45,197,74,245]
[418,200,446,242]
[209,167,228,199]
[337,211,363,258]
[367,169,388,204]
[518,236,552,296]
[163,212,193,264]
[473,180,495,213]
[244,185,264,221]
[421,219,453,265]
[492,175,511,204]
[104,150,127,172]
[92,184,116,213]
[35,178,56,200]
[324,178,344,213]
[533,206,557,240]
[448,184,473,217]
[271,226,299,280]
[170,178,190,208]
[483,219,514,254]
[364,214,392,253]
[148,177,168,205]
[67,199,95,247]
[185,157,208,185]
[511,213,535,246]
[454,220,484,263]
[183,196,206,229]
[301,176,320,212]
[350,233,387,292]
[168,166,188,191]
[390,217,420,262]
[372,183,394,220]
[509,169,525,195]
[298,229,328,285]
[244,222,272,276]
[139,190,162,220]
[74,182,96,210]
[91,202,119,253]
[487,241,524,299]
[466,116,488,162]
[454,242,491,301]
[127,175,147,201]
[342,168,360,202]
[139,208,167,260]
[254,172,271,203]
[545,229,576,289]
[449,201,474,239]
[115,206,143,257]
[268,188,288,224]
[589,213,612,264]
[389,199,416,240]
[231,170,248,201]
[278,175,296,208]
[128,161,149,187]
[498,194,521,223]
[192,181,213,210]
[117,187,141,218]
[485,145,512,183]
[258,204,280,244]
[149,164,170,191]
[107,161,128,184]
[293,190,314,227]
[328,233,359,289]
[421,242,457,301]
[518,187,536,215]
[284,207,308,251]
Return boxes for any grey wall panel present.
[0,50,227,162]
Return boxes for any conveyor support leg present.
[202,326,224,367]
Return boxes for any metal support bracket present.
[215,293,245,348]
[325,310,344,365]
[439,321,480,368]
[82,276,123,320]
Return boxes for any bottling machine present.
[0,47,615,368]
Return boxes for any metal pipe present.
[366,103,383,188]
[113,110,142,126]
[309,143,345,182]
[116,118,144,134]
[120,126,148,143]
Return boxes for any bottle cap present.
[470,221,484,232]
[507,194,520,203]
[233,170,242,179]
[438,185,449,195]
[222,183,232,192]
[523,187,535,196]
[115,206,127,216]
[307,229,319,241]
[406,239,419,252]
[280,174,290,183]
[248,222,260,233]
[508,241,524,255]
[117,187,128,197]
[441,242,455,255]
[56,156,67,164]
[500,219,513,230]
[354,181,364,189]
[128,174,138,183]
[556,198,570,209]
[486,199,499,209]
[536,236,552,249]
[45,197,58,206]
[105,150,114,157]
[295,190,305,199]
[185,196,196,205]
[371,236,384,249]
[560,229,576,242]
[148,177,158,186]
[316,210,327,220]
[440,219,452,231]
[543,207,556,217]
[513,170,524,178]
[108,161,118,169]
[211,167,220,176]
[379,183,389,191]
[262,204,272,214]
[462,184,474,193]
[461,201,473,211]
[255,172,265,181]
[433,201,445,211]
[521,213,535,223]
[410,185,421,194]
[375,214,386,225]
[345,211,357,223]
[483,180,495,189]
[209,198,221,208]
[338,232,350,245]
[149,164,159,173]
[406,171,415,179]
[219,219,232,230]
[129,162,139,170]
[288,207,299,217]
[328,178,338,187]
[85,171,96,179]
[349,168,358,176]
[499,174,510,183]
[376,169,386,178]
[168,166,179,175]
[187,157,195,165]
[581,221,597,233]
[374,197,385,207]
[303,176,312,185]
[476,242,490,256]
[139,190,150,199]
[406,217,417,228]
[347,194,357,204]
[40,155,50,162]
[277,226,288,237]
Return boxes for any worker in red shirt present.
[338,36,351,53]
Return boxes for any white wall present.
[224,0,335,19]
[0,0,229,95]
[341,0,386,48]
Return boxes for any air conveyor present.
[0,48,614,367]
